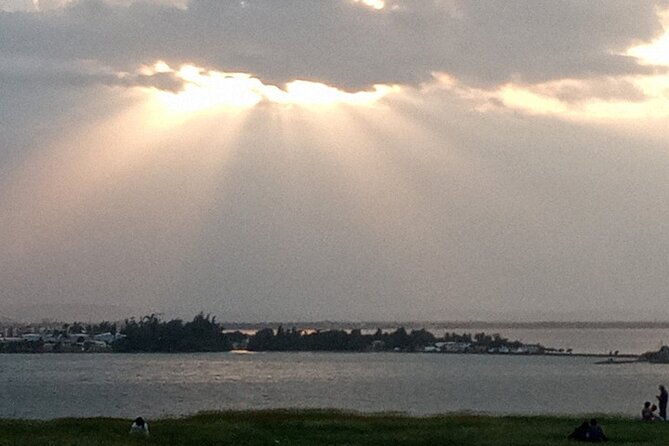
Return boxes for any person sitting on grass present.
[130,417,150,436]
[567,421,589,441]
[568,419,608,442]
[642,401,657,421]
[586,419,607,442]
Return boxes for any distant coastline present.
[219,320,669,331]
[0,314,554,355]
[4,315,669,356]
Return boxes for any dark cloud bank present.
[1,0,667,90]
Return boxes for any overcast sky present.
[1,0,669,322]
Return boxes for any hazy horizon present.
[6,302,669,327]
[2,1,669,323]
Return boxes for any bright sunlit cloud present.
[629,35,669,66]
[146,62,397,115]
[497,86,569,116]
[428,71,669,123]
[270,81,396,106]
[627,9,669,66]
[352,0,385,10]
[496,78,669,121]
[156,66,265,112]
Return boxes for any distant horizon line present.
[218,320,669,329]
[6,316,669,330]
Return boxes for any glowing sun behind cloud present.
[146,62,396,116]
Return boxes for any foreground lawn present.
[1,410,669,446]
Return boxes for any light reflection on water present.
[1,351,668,419]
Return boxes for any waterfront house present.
[93,332,125,345]
[441,342,471,353]
[21,333,42,342]
[0,337,23,344]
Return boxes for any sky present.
[1,0,669,322]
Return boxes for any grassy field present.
[1,410,669,446]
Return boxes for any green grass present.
[1,410,668,445]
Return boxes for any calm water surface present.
[1,351,668,419]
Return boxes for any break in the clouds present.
[1,0,668,91]
[1,0,669,323]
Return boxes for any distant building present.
[93,332,124,344]
[440,342,471,353]
[68,333,90,344]
[21,333,42,342]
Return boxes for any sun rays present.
[6,40,667,268]
[0,60,413,277]
[0,87,252,260]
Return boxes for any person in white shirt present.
[130,417,149,436]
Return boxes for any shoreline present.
[0,349,644,359]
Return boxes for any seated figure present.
[568,419,608,442]
[586,419,607,442]
[130,417,150,436]
[642,401,656,421]
[567,421,589,441]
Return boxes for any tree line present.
[113,313,232,352]
[115,316,529,353]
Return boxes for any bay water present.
[2,328,669,419]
